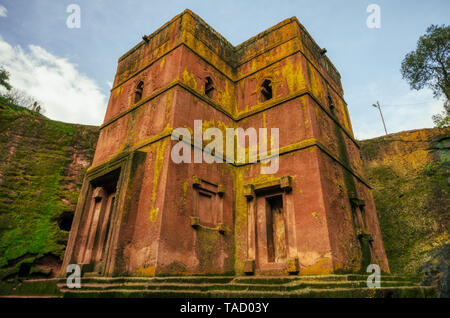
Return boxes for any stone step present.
[345,274,415,282]
[232,274,414,284]
[231,280,418,291]
[56,280,418,292]
[41,274,414,285]
[9,275,427,298]
[65,276,235,285]
[59,285,436,298]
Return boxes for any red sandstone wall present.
[317,151,389,273]
[155,152,234,275]
[65,9,389,277]
[232,150,335,275]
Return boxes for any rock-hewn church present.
[62,9,389,277]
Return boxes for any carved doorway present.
[79,169,120,275]
[244,176,298,275]
[266,195,287,264]
[254,191,289,271]
[350,198,374,272]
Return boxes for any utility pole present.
[372,101,388,135]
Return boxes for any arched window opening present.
[327,94,335,111]
[205,77,214,98]
[134,81,144,103]
[261,79,272,101]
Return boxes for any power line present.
[383,101,435,106]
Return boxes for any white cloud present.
[0,5,7,18]
[0,34,106,126]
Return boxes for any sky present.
[0,0,448,139]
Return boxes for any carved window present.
[204,77,214,98]
[191,176,224,230]
[350,198,369,236]
[198,191,214,224]
[327,94,335,111]
[134,81,144,103]
[261,79,273,101]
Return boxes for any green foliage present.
[0,66,12,91]
[401,24,450,100]
[0,96,33,114]
[401,25,450,127]
[0,66,43,112]
[432,100,450,128]
[1,88,41,111]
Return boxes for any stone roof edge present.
[291,17,341,79]
[117,9,341,79]
[117,9,236,63]
[117,10,185,62]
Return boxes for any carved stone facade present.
[62,10,390,277]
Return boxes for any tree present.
[1,88,45,113]
[401,24,449,127]
[0,67,46,114]
[0,66,12,91]
[2,88,36,109]
[432,100,450,128]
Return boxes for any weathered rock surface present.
[360,127,450,297]
[0,98,99,281]
[0,97,448,297]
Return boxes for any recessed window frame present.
[204,76,214,98]
[261,79,273,102]
[134,81,144,103]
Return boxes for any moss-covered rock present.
[360,127,449,296]
[0,97,99,278]
[0,95,448,297]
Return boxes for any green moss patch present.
[0,100,98,275]
[360,128,449,278]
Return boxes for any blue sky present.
[0,0,448,138]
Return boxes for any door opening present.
[81,169,120,274]
[266,195,287,263]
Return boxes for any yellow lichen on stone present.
[309,64,323,101]
[300,257,333,275]
[182,67,197,90]
[197,229,219,267]
[165,90,173,123]
[232,166,250,273]
[217,81,235,114]
[182,180,189,198]
[199,119,232,158]
[338,98,350,131]
[149,138,167,222]
[113,86,123,97]
[149,208,159,224]
[282,60,305,94]
[160,56,166,70]
[134,265,156,277]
